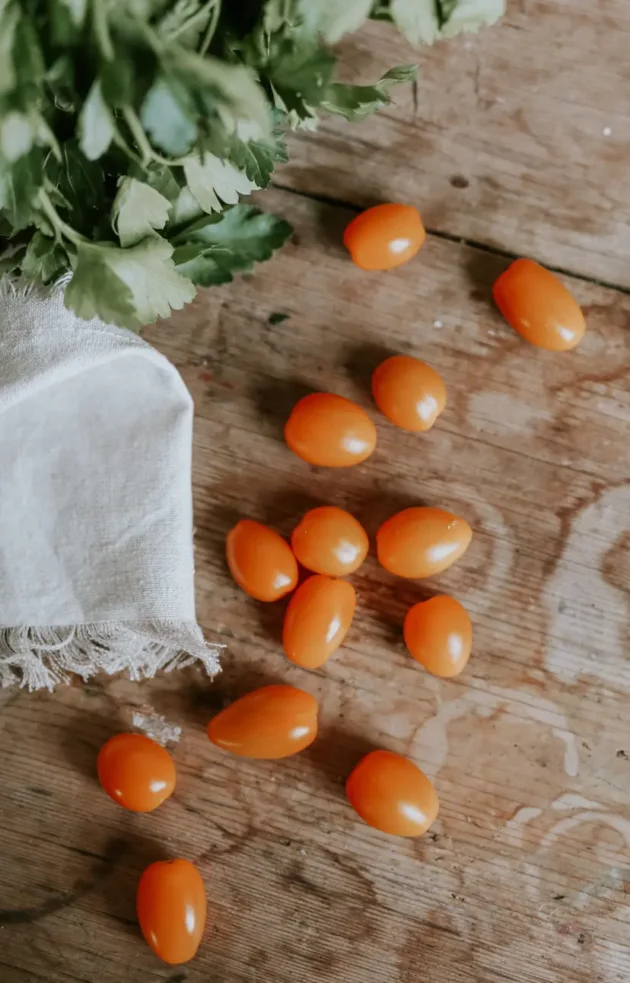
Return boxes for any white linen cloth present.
[0,283,220,689]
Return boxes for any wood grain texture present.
[279,1,630,288]
[2,185,630,982]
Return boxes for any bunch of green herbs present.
[0,0,503,330]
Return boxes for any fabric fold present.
[0,281,220,689]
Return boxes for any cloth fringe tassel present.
[0,621,222,691]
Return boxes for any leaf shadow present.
[60,708,122,783]
[342,341,399,400]
[300,724,381,796]
[249,377,315,443]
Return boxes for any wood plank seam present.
[272,180,630,297]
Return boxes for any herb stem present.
[37,191,84,246]
[168,0,215,43]
[199,0,221,56]
[121,106,189,167]
[93,1,115,61]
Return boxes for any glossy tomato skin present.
[372,355,446,432]
[97,733,176,812]
[493,258,586,351]
[226,519,298,602]
[343,204,426,271]
[346,750,438,837]
[207,685,318,758]
[285,393,377,467]
[283,575,356,669]
[404,595,472,677]
[137,859,206,965]
[377,507,472,579]
[291,506,369,576]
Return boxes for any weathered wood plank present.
[279,2,630,288]
[1,189,630,983]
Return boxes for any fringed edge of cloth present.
[0,621,222,691]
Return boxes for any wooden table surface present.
[2,4,630,982]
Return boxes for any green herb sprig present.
[0,0,503,329]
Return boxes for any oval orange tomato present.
[372,355,446,432]
[283,575,356,669]
[226,519,298,602]
[137,858,206,964]
[207,685,318,758]
[377,507,472,579]
[97,733,176,812]
[285,393,377,467]
[404,595,472,677]
[291,506,369,576]
[346,750,438,837]
[493,258,586,351]
[343,204,426,271]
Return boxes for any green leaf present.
[42,143,105,237]
[101,55,137,108]
[46,55,76,111]
[168,186,204,228]
[439,0,505,38]
[141,76,198,156]
[0,1,20,95]
[58,0,88,26]
[387,0,504,43]
[0,148,43,229]
[140,163,182,203]
[268,40,335,105]
[65,246,138,327]
[228,131,288,188]
[0,241,26,275]
[172,203,292,285]
[13,14,45,89]
[157,0,217,47]
[299,0,374,43]
[78,80,116,161]
[263,0,300,33]
[389,0,440,45]
[321,64,416,120]
[0,111,33,162]
[183,153,257,213]
[112,177,172,246]
[20,231,68,283]
[163,48,271,138]
[65,238,197,329]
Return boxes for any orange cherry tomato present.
[207,685,318,759]
[372,355,446,432]
[226,519,298,602]
[291,506,369,576]
[97,733,176,813]
[285,393,376,468]
[404,595,472,677]
[377,507,472,579]
[343,204,426,271]
[283,575,356,669]
[493,258,586,351]
[137,858,206,965]
[346,750,439,837]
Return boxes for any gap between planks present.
[272,180,630,298]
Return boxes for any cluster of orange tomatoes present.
[94,201,586,967]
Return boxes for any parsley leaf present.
[0,0,503,327]
[78,80,115,161]
[112,177,172,246]
[299,0,374,43]
[172,203,292,286]
[65,238,196,330]
[183,154,258,213]
[322,65,417,121]
[21,232,68,283]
